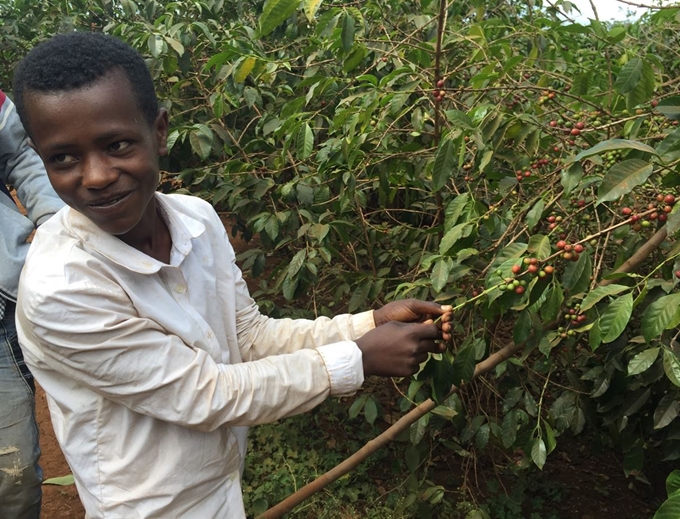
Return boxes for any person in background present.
[0,89,64,518]
[13,32,453,518]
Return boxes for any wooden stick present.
[257,340,524,519]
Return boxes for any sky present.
[564,0,678,22]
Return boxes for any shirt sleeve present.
[0,92,64,225]
[17,265,363,432]
[211,205,374,396]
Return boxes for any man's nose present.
[82,154,118,189]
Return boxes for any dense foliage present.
[3,0,680,517]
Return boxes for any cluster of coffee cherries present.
[555,240,584,261]
[557,304,587,338]
[432,78,446,103]
[496,258,555,295]
[621,194,675,231]
[515,157,554,182]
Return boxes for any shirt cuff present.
[351,310,376,339]
[316,341,364,396]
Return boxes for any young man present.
[13,32,452,518]
[0,89,64,518]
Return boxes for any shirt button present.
[174,285,186,294]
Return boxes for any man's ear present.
[155,108,170,157]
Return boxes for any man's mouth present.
[88,192,131,208]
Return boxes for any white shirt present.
[16,193,373,518]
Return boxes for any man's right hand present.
[355,321,446,377]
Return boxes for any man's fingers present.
[412,322,440,341]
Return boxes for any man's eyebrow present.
[43,141,75,153]
[43,131,130,152]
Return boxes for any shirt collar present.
[66,193,206,274]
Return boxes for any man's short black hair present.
[13,32,158,135]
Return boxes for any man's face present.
[25,69,168,238]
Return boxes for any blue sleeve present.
[0,91,64,225]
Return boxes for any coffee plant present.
[3,0,680,516]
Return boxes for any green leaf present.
[501,410,518,448]
[405,445,420,473]
[527,234,551,260]
[444,110,474,129]
[580,284,630,312]
[252,497,269,515]
[432,137,456,191]
[410,414,430,445]
[287,249,306,278]
[654,393,680,430]
[666,471,680,497]
[628,347,660,376]
[163,36,184,57]
[657,97,680,121]
[258,0,299,37]
[364,396,378,425]
[264,215,280,240]
[296,123,314,160]
[541,283,564,322]
[234,56,257,83]
[641,293,680,342]
[452,345,477,387]
[348,281,371,312]
[513,311,533,344]
[348,394,366,419]
[304,0,323,22]
[597,159,654,205]
[341,12,355,52]
[189,127,213,160]
[664,349,680,387]
[430,353,455,403]
[656,127,680,157]
[667,205,680,235]
[526,199,545,230]
[43,474,75,486]
[343,45,366,72]
[166,130,180,153]
[440,223,472,255]
[531,437,547,470]
[571,139,657,164]
[431,259,451,292]
[653,495,680,519]
[624,442,644,476]
[147,34,165,58]
[614,58,644,95]
[562,251,592,293]
[626,61,654,110]
[444,193,470,230]
[544,421,557,454]
[561,162,583,195]
[590,320,602,351]
[599,292,634,343]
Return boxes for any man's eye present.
[52,154,77,164]
[110,141,131,152]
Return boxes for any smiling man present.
[11,32,453,518]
